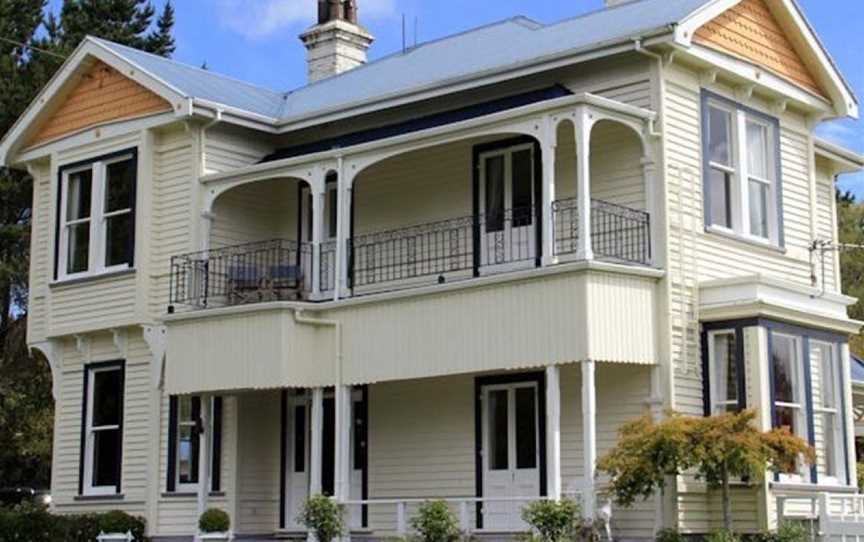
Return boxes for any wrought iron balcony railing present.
[169,239,312,309]
[552,198,651,265]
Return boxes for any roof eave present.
[815,137,864,173]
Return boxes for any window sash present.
[57,154,135,280]
[708,330,741,414]
[83,365,123,496]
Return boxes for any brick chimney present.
[300,0,375,83]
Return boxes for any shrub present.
[656,528,689,542]
[521,499,581,542]
[0,506,146,542]
[858,463,864,491]
[98,510,147,538]
[299,494,345,542]
[758,522,808,542]
[705,530,741,542]
[198,508,231,534]
[410,500,461,542]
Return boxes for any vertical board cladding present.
[693,0,826,98]
[815,158,839,292]
[235,391,282,535]
[51,331,151,517]
[210,178,300,248]
[155,396,235,536]
[27,60,171,148]
[148,126,198,316]
[27,161,52,344]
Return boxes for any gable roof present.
[1,0,858,165]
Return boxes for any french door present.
[283,391,366,531]
[478,144,536,272]
[482,382,540,531]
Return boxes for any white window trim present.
[174,396,218,493]
[57,154,135,282]
[705,98,780,246]
[813,340,846,486]
[772,333,809,483]
[708,329,741,415]
[83,365,123,496]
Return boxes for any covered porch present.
[167,92,658,312]
[211,363,659,539]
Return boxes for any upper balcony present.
[167,92,660,313]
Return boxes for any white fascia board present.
[814,137,864,174]
[676,43,834,113]
[675,0,858,119]
[0,37,189,168]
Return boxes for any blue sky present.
[48,0,864,194]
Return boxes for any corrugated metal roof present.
[93,0,714,125]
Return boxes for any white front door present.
[482,382,541,531]
[284,396,311,530]
[479,144,536,272]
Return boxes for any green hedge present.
[0,504,146,542]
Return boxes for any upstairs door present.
[478,144,536,272]
[481,382,540,531]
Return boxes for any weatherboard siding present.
[28,60,171,148]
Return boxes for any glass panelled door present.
[479,144,536,271]
[482,383,540,530]
[285,396,310,530]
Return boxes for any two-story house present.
[2,0,864,539]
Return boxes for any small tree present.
[410,500,461,542]
[598,410,814,532]
[299,494,345,542]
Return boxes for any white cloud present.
[217,0,396,40]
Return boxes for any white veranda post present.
[541,123,558,266]
[575,108,594,261]
[582,360,597,519]
[334,385,352,503]
[311,173,326,298]
[545,365,562,500]
[310,388,324,496]
[197,395,213,525]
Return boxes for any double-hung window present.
[58,150,137,280]
[707,330,742,414]
[703,93,780,244]
[813,341,846,484]
[771,333,809,480]
[81,362,124,496]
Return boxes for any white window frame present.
[704,97,780,246]
[771,333,809,483]
[708,329,741,415]
[58,153,135,281]
[83,364,123,496]
[813,340,846,486]
[173,396,219,493]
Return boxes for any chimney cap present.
[319,0,358,25]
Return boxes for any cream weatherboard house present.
[2,0,864,539]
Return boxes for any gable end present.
[26,59,171,148]
[694,0,827,98]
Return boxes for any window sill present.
[50,268,135,289]
[160,491,226,499]
[705,226,786,254]
[74,493,124,502]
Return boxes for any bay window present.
[813,341,846,484]
[80,362,124,496]
[57,150,137,280]
[702,92,781,245]
[770,333,809,480]
[707,330,743,414]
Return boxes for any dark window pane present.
[92,369,122,427]
[708,106,732,166]
[713,333,738,406]
[178,424,199,484]
[511,150,533,227]
[105,159,135,213]
[105,213,132,267]
[772,336,797,404]
[305,193,314,242]
[92,428,120,487]
[709,168,732,228]
[321,398,335,496]
[489,389,509,470]
[67,169,92,220]
[294,405,306,473]
[67,222,90,274]
[485,156,505,232]
[515,387,537,469]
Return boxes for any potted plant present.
[95,510,146,541]
[299,494,345,542]
[197,508,232,541]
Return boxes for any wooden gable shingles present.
[694,0,826,98]
[27,60,171,147]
